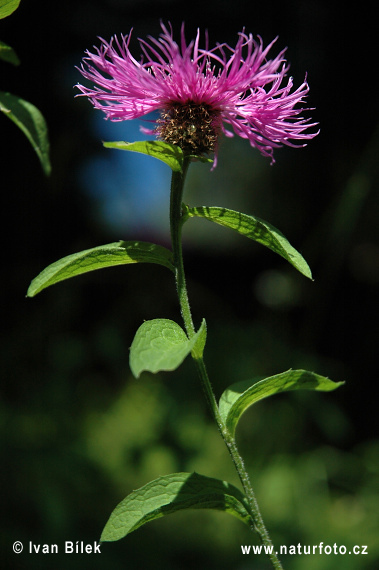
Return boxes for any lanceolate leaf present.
[0,91,51,175]
[185,206,312,279]
[100,472,253,542]
[0,0,21,19]
[130,318,206,378]
[103,140,184,172]
[219,369,344,438]
[103,140,214,171]
[0,41,20,65]
[27,241,174,297]
[191,318,207,359]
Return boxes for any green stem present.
[169,158,195,338]
[169,158,283,570]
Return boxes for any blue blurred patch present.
[79,113,171,239]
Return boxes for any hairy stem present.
[169,158,283,570]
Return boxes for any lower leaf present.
[100,472,253,542]
[219,369,344,438]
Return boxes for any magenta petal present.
[76,22,318,165]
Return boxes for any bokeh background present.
[1,1,378,568]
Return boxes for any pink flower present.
[76,22,318,165]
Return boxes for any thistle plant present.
[27,23,343,569]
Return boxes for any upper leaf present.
[219,369,344,438]
[185,206,312,279]
[100,472,253,542]
[0,41,20,65]
[129,318,206,378]
[0,91,51,175]
[103,140,214,171]
[187,153,214,165]
[0,0,21,19]
[27,241,174,297]
[103,140,184,172]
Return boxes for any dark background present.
[1,1,378,569]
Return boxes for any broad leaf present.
[27,241,174,297]
[0,41,20,65]
[185,206,312,279]
[219,369,344,437]
[0,91,51,175]
[130,318,206,378]
[103,140,184,172]
[0,0,21,19]
[101,472,253,542]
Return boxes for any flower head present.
[76,23,318,165]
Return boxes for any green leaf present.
[103,140,214,170]
[27,241,174,297]
[0,41,20,65]
[191,319,207,359]
[0,0,21,19]
[103,140,184,172]
[0,91,51,175]
[185,206,312,279]
[187,154,214,165]
[100,472,253,542]
[130,318,206,378]
[219,369,344,438]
